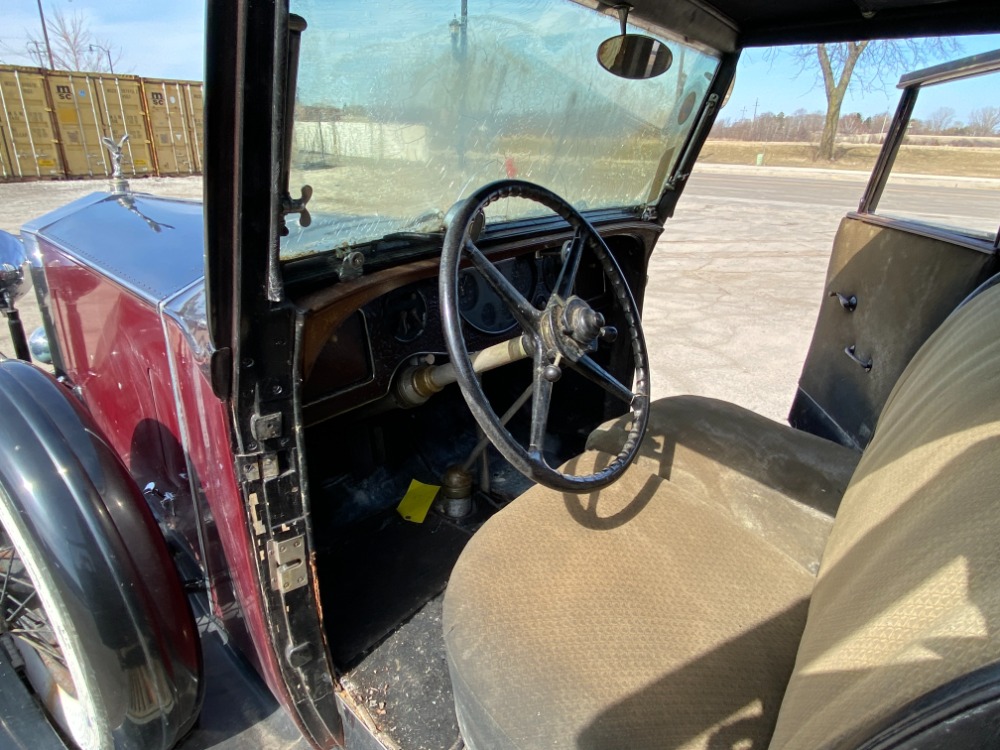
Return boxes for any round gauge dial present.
[384,289,428,342]
[459,257,537,334]
[459,273,479,312]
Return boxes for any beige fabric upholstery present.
[770,286,1000,748]
[588,395,860,573]
[445,287,1000,750]
[445,450,814,750]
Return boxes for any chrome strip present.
[898,48,1000,89]
[158,288,216,614]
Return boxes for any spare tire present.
[0,359,202,749]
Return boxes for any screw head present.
[542,364,561,382]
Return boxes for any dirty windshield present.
[282,0,720,259]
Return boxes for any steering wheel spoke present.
[465,241,540,332]
[553,229,585,300]
[569,354,636,405]
[529,354,554,455]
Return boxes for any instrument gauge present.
[459,272,479,312]
[385,289,428,343]
[459,256,537,335]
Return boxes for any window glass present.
[875,69,1000,242]
[282,0,720,259]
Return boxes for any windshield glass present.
[283,0,720,259]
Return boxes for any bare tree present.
[968,106,1000,137]
[772,39,961,161]
[25,9,123,73]
[925,106,956,133]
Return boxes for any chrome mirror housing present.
[0,231,32,309]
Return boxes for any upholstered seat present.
[587,395,860,574]
[443,286,1000,749]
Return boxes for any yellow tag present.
[37,158,56,167]
[396,479,440,523]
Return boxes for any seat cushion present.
[588,395,860,573]
[444,451,814,750]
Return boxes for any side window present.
[871,69,1000,244]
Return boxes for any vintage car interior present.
[270,14,1000,747]
[1,0,999,748]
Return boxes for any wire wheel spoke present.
[1,538,68,669]
[11,630,67,666]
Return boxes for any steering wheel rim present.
[440,179,650,492]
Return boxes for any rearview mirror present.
[597,34,672,80]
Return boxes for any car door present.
[789,52,1000,450]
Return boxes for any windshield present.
[282,0,720,259]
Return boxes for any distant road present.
[684,170,999,227]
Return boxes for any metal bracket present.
[237,454,261,482]
[261,452,280,481]
[267,535,308,593]
[338,250,365,281]
[251,412,283,441]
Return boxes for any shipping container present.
[142,78,202,175]
[0,65,63,179]
[1,65,204,181]
[46,71,155,178]
[184,83,204,172]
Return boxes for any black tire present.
[0,359,202,749]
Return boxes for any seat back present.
[770,285,1000,749]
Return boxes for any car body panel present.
[20,193,306,738]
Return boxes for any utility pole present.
[35,0,56,69]
[90,43,115,74]
[27,40,46,68]
[460,0,468,58]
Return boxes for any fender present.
[0,359,202,748]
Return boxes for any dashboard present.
[297,231,651,427]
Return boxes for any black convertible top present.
[625,0,1000,52]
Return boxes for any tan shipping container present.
[46,71,155,178]
[142,78,202,175]
[184,82,204,172]
[0,65,63,179]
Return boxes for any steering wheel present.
[440,180,650,492]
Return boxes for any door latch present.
[844,344,873,372]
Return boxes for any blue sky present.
[727,34,1000,121]
[1,0,205,80]
[2,1,997,120]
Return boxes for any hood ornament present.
[102,133,131,194]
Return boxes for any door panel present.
[790,215,996,450]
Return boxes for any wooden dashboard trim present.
[294,222,660,392]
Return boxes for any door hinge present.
[267,535,308,593]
